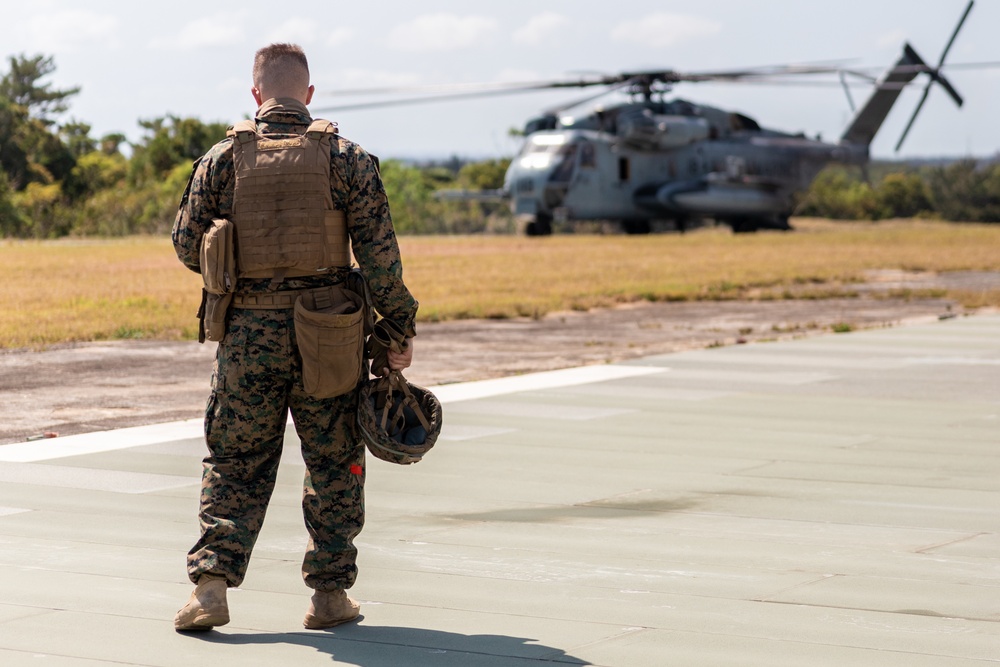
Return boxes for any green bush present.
[800,162,1000,223]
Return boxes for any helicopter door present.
[618,157,630,181]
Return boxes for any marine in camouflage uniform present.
[172,81,417,614]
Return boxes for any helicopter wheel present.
[525,213,553,236]
[730,218,759,234]
[622,219,651,235]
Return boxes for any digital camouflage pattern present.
[188,307,365,591]
[173,98,418,591]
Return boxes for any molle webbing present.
[232,285,340,310]
[229,119,350,279]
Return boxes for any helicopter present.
[316,2,984,235]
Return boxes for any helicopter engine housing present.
[618,108,711,150]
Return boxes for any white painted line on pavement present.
[0,364,663,463]
[0,418,204,463]
[428,363,663,404]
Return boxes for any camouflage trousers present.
[186,306,365,592]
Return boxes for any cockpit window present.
[525,143,560,154]
[549,143,578,183]
[521,134,567,156]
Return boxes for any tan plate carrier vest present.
[229,119,350,280]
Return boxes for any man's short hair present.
[252,43,310,96]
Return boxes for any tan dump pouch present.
[199,291,233,343]
[200,219,236,295]
[294,286,366,398]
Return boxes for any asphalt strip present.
[0,363,662,463]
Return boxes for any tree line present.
[0,53,998,239]
[0,54,514,238]
[798,161,1000,223]
[0,54,233,237]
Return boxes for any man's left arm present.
[342,145,419,338]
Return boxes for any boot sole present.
[175,610,231,632]
[303,611,360,630]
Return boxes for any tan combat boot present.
[174,576,230,631]
[303,589,360,629]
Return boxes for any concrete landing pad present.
[0,315,997,666]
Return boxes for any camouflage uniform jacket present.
[172,98,418,336]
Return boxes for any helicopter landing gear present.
[525,213,553,236]
[621,219,651,235]
[729,215,793,233]
[729,217,759,234]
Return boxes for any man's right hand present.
[386,338,414,373]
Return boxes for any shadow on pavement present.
[187,620,592,666]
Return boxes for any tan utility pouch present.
[200,218,236,295]
[294,286,366,398]
[197,290,234,343]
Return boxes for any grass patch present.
[946,288,1000,310]
[1,219,999,349]
[0,237,202,349]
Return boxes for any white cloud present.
[26,10,120,52]
[513,12,570,46]
[386,13,499,53]
[151,16,245,50]
[265,18,319,45]
[611,13,721,49]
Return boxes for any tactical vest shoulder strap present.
[227,120,258,145]
[306,119,339,139]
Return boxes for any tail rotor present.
[894,0,974,151]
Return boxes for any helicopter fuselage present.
[504,100,867,234]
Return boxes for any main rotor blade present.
[311,84,578,113]
[320,76,618,99]
[543,80,637,115]
[319,80,575,97]
[308,38,999,115]
[319,62,855,105]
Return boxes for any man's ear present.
[251,87,263,106]
[305,84,315,105]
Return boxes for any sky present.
[2,0,998,161]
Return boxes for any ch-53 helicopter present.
[316,2,986,235]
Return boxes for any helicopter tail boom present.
[839,43,929,148]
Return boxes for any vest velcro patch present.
[257,138,303,151]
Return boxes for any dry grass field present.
[1,218,998,349]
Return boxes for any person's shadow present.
[193,617,592,665]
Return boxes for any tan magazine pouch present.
[294,286,366,398]
[203,292,233,342]
[196,219,236,343]
[196,290,234,343]
[200,218,236,295]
